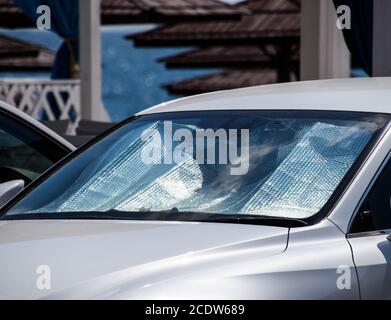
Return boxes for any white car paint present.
[0,219,288,299]
[138,77,391,115]
[0,78,391,299]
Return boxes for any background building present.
[0,0,388,143]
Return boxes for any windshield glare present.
[4,111,389,221]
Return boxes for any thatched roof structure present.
[159,45,299,69]
[0,0,246,28]
[130,13,300,46]
[131,0,300,84]
[0,34,54,71]
[102,0,247,24]
[0,0,32,28]
[129,0,300,46]
[164,68,297,95]
[243,0,300,14]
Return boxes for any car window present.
[4,111,389,225]
[0,110,70,185]
[350,157,391,234]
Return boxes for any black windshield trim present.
[2,211,308,228]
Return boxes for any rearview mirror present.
[0,180,25,208]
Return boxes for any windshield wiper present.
[2,209,308,228]
[106,209,308,227]
[200,214,308,228]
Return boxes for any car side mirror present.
[0,180,25,208]
[387,234,391,242]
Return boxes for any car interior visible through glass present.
[0,111,70,186]
[350,156,391,234]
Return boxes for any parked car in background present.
[1,78,391,299]
[0,100,75,207]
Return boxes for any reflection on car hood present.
[0,219,288,299]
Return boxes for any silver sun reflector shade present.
[240,122,371,218]
[117,155,202,212]
[33,121,201,213]
[31,122,162,212]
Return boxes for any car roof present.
[0,100,76,151]
[138,77,391,115]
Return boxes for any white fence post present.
[79,0,109,122]
[301,0,351,80]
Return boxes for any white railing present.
[0,79,80,133]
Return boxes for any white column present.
[301,0,350,81]
[373,0,391,76]
[79,0,109,122]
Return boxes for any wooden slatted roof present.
[131,13,300,46]
[130,0,300,46]
[0,34,54,70]
[242,0,300,14]
[159,45,299,68]
[0,0,32,28]
[0,0,246,28]
[164,68,297,95]
[104,0,248,23]
[0,33,42,57]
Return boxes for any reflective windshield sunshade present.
[240,122,371,218]
[5,111,389,224]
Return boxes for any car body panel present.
[51,220,358,300]
[0,219,288,299]
[348,232,391,299]
[138,78,391,116]
[0,219,359,300]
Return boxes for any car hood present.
[0,219,288,299]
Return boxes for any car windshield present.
[3,111,389,224]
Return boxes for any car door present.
[347,156,391,299]
[0,108,71,187]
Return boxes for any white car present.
[0,78,391,300]
[0,101,75,207]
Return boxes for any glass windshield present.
[3,111,389,222]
